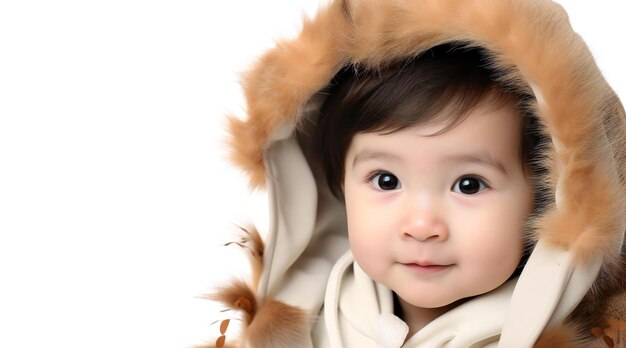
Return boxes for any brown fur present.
[206,282,308,348]
[206,225,308,347]
[227,1,350,189]
[208,279,257,325]
[606,293,626,321]
[534,324,585,348]
[232,224,265,290]
[243,299,309,348]
[221,0,626,346]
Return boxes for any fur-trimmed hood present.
[209,0,626,347]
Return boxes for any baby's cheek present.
[473,238,521,284]
[488,247,519,274]
[347,208,383,254]
[349,230,385,274]
[349,228,374,259]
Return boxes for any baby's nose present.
[401,209,449,242]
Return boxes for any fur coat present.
[207,0,626,346]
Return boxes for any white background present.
[0,1,624,347]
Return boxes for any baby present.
[209,1,626,346]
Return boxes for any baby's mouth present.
[402,262,452,274]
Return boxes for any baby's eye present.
[368,171,402,191]
[451,176,488,195]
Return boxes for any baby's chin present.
[396,291,474,310]
[401,297,457,309]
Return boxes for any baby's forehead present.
[398,88,525,136]
[400,97,524,140]
[354,106,522,152]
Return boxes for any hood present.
[212,0,626,347]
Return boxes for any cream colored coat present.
[312,251,519,347]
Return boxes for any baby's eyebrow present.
[352,150,401,168]
[444,153,507,175]
[352,149,508,174]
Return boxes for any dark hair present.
[314,43,540,199]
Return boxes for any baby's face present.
[343,101,534,309]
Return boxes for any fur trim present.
[606,293,626,322]
[243,299,309,348]
[221,224,265,290]
[209,280,257,325]
[206,225,308,347]
[597,283,626,347]
[208,282,309,348]
[226,1,349,189]
[591,318,626,348]
[535,324,585,348]
[204,226,262,347]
